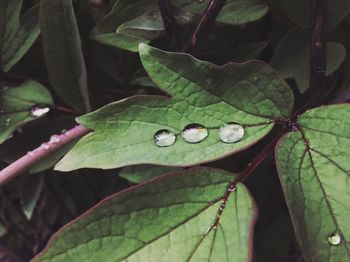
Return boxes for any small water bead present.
[154,129,176,147]
[49,135,61,144]
[328,233,341,246]
[30,106,50,118]
[182,124,208,143]
[219,123,244,143]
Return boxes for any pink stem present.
[0,125,90,186]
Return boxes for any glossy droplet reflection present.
[31,106,50,118]
[154,129,176,147]
[219,123,244,143]
[182,124,208,143]
[328,233,341,246]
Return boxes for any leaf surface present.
[0,80,53,144]
[276,104,350,261]
[34,167,257,262]
[40,0,90,113]
[0,0,40,72]
[56,44,294,171]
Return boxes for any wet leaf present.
[55,44,293,171]
[0,80,53,144]
[119,165,183,183]
[0,0,40,72]
[271,29,346,93]
[40,0,91,113]
[276,104,350,261]
[33,167,257,262]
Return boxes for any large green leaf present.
[40,0,90,113]
[0,0,40,72]
[270,29,346,93]
[33,167,257,262]
[281,0,350,31]
[0,80,53,144]
[55,44,294,171]
[276,104,350,261]
[183,0,268,25]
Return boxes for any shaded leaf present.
[40,0,91,113]
[55,44,294,171]
[0,0,40,72]
[276,104,350,261]
[20,173,43,220]
[270,29,346,93]
[281,0,350,31]
[0,80,53,144]
[34,167,257,262]
[119,165,184,183]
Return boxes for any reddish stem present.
[0,125,90,186]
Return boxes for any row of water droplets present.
[154,122,245,147]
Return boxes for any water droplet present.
[328,233,341,246]
[5,118,11,126]
[27,151,34,157]
[30,106,50,118]
[253,76,258,81]
[228,185,236,192]
[154,129,176,147]
[162,250,167,254]
[182,124,208,143]
[219,123,244,143]
[197,0,204,3]
[41,143,50,150]
[49,135,61,144]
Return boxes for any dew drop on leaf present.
[154,129,176,147]
[328,233,341,246]
[5,118,11,126]
[182,124,208,143]
[30,106,50,118]
[219,123,244,143]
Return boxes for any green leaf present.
[276,104,350,261]
[0,222,6,238]
[92,33,150,53]
[281,0,350,31]
[119,165,184,183]
[33,167,257,262]
[182,0,268,25]
[0,0,40,72]
[20,173,44,220]
[40,0,91,113]
[270,29,346,93]
[0,80,53,144]
[55,44,294,171]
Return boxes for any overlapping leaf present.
[33,167,257,262]
[276,104,350,261]
[0,80,53,144]
[55,44,294,171]
[271,29,346,93]
[40,0,90,113]
[0,0,40,72]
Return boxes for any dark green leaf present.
[40,0,91,113]
[34,167,257,262]
[0,80,53,144]
[270,29,346,93]
[276,104,350,261]
[20,173,43,220]
[55,44,294,171]
[0,0,40,72]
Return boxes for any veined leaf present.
[0,0,40,72]
[271,29,346,93]
[0,80,53,144]
[55,44,294,171]
[33,167,257,262]
[40,0,91,113]
[276,104,350,261]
